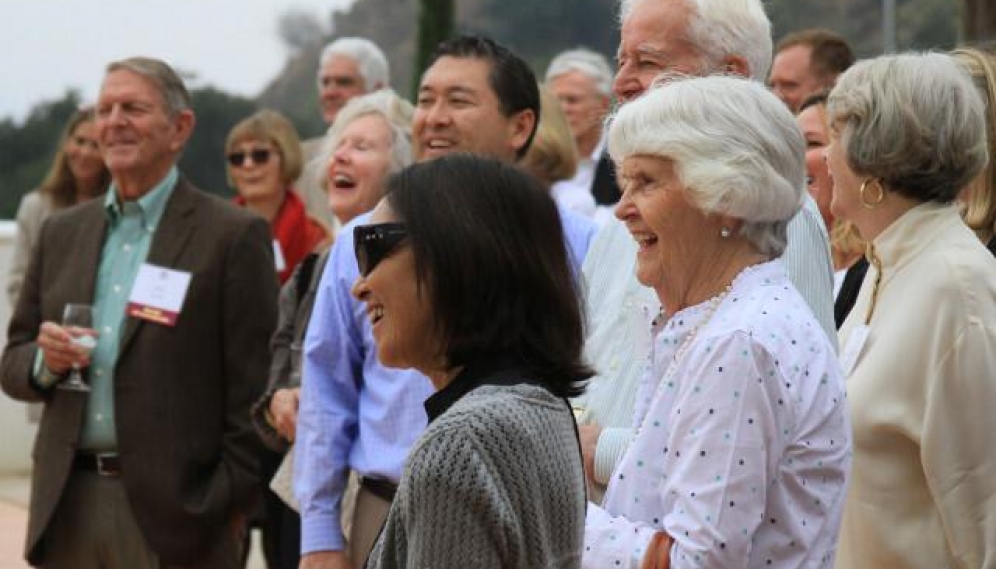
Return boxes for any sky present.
[0,0,356,123]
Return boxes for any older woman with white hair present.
[829,53,996,569]
[582,75,850,569]
[250,89,413,569]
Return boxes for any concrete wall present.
[0,221,38,474]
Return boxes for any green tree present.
[413,0,455,97]
[178,88,258,197]
[0,91,81,219]
[961,0,996,43]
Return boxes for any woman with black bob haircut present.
[354,153,590,568]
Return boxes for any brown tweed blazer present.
[1,177,278,565]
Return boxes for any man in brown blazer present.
[0,57,278,568]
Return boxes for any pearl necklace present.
[634,285,732,437]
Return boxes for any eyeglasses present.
[227,149,271,167]
[354,222,408,277]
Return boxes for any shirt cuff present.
[594,427,632,485]
[32,349,62,390]
[301,513,346,555]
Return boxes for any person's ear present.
[170,109,196,152]
[722,55,751,78]
[507,108,536,156]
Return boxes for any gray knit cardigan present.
[366,383,586,569]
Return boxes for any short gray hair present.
[608,75,804,256]
[545,48,614,95]
[106,57,191,116]
[318,89,414,176]
[319,37,390,91]
[828,52,988,204]
[619,0,773,81]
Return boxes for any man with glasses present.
[295,35,596,569]
[298,37,390,228]
[545,48,620,218]
[0,57,277,569]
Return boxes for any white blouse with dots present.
[582,260,851,569]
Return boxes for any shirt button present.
[96,369,103,377]
[95,414,104,421]
[113,285,122,294]
[123,244,132,252]
[103,326,112,334]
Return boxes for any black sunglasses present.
[354,223,408,277]
[227,148,271,167]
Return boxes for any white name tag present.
[126,264,192,326]
[273,240,286,273]
[840,324,870,377]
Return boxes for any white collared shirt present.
[551,137,605,218]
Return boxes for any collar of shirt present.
[103,167,178,231]
[423,355,539,422]
[589,134,607,162]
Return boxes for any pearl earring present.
[720,227,731,238]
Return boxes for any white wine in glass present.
[61,303,95,392]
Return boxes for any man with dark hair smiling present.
[295,35,596,569]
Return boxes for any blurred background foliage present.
[2,0,990,218]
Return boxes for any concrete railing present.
[0,221,37,474]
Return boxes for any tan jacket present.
[837,203,996,569]
[7,191,54,307]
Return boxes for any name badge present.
[126,264,192,326]
[273,240,286,273]
[839,324,870,377]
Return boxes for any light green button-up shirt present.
[79,167,177,451]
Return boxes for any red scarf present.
[235,190,329,284]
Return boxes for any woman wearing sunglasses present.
[354,154,590,569]
[226,109,331,284]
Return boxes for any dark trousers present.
[40,470,244,569]
[259,450,301,569]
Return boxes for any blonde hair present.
[39,107,110,208]
[830,220,865,270]
[225,110,303,186]
[521,85,579,187]
[952,45,996,244]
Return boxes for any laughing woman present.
[582,76,850,569]
[354,154,590,569]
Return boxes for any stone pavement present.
[0,474,266,569]
[0,475,30,569]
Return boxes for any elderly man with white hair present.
[545,48,619,220]
[575,0,837,506]
[582,72,850,569]
[298,37,390,228]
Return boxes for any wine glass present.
[60,303,96,392]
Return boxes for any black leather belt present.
[74,453,122,477]
[360,476,397,502]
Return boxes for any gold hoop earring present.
[859,178,885,210]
